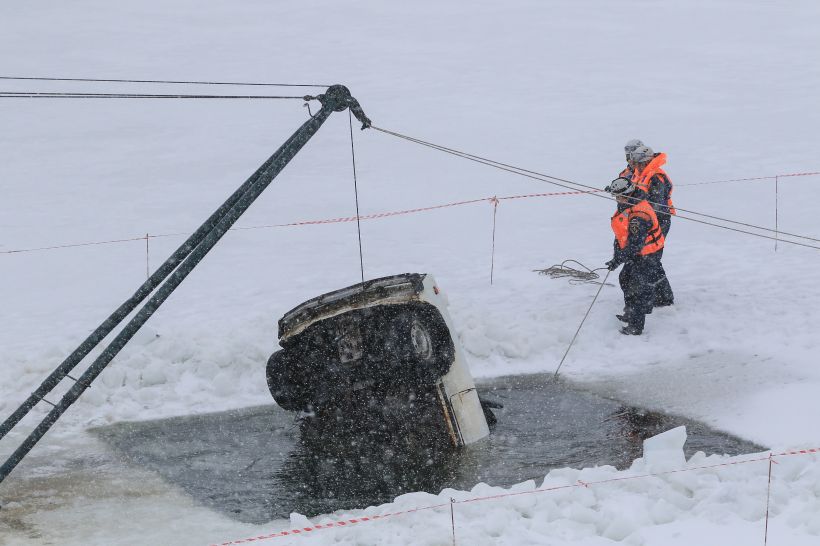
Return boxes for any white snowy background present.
[1,0,819,544]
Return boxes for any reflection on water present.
[94,374,764,524]
[277,428,464,516]
[275,387,464,515]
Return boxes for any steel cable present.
[349,110,366,284]
[0,75,329,87]
[552,269,612,379]
[371,126,820,251]
[0,91,305,99]
[373,126,820,242]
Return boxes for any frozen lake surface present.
[94,374,762,524]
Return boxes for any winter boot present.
[616,314,629,323]
[619,314,645,335]
[620,324,643,335]
[653,275,674,307]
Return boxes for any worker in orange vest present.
[604,177,666,335]
[619,139,644,179]
[628,145,675,307]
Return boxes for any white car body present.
[272,273,490,447]
[414,275,490,446]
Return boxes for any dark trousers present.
[654,219,674,306]
[620,253,664,326]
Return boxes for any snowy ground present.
[2,0,820,544]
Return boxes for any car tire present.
[386,304,454,384]
[266,349,310,411]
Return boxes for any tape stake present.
[450,497,457,546]
[764,453,775,545]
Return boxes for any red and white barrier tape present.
[208,446,819,545]
[678,171,820,187]
[211,503,450,545]
[775,447,820,457]
[0,191,580,256]
[2,171,817,256]
[495,189,601,201]
[0,235,150,255]
[235,197,492,230]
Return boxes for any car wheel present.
[387,305,454,384]
[409,319,434,362]
[266,349,310,411]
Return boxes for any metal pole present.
[764,453,775,545]
[145,233,150,279]
[450,498,457,546]
[0,86,367,483]
[0,131,295,442]
[774,176,779,252]
[490,197,498,285]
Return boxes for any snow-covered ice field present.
[1,0,820,544]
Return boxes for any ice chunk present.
[139,362,168,387]
[289,512,311,528]
[603,516,637,541]
[642,425,687,471]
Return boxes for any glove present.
[605,259,620,271]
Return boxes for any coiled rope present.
[534,260,612,285]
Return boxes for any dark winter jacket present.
[646,172,674,221]
[612,201,658,265]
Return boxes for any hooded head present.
[624,139,644,162]
[629,145,655,166]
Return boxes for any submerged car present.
[266,273,491,447]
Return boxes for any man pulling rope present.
[605,177,666,335]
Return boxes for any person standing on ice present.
[619,139,644,179]
[605,177,665,335]
[628,144,675,307]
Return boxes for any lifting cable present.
[348,109,366,284]
[0,91,306,100]
[0,75,330,88]
[552,269,612,379]
[373,126,820,244]
[371,126,820,251]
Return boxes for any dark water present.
[93,374,763,524]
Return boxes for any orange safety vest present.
[632,153,676,215]
[611,200,665,256]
